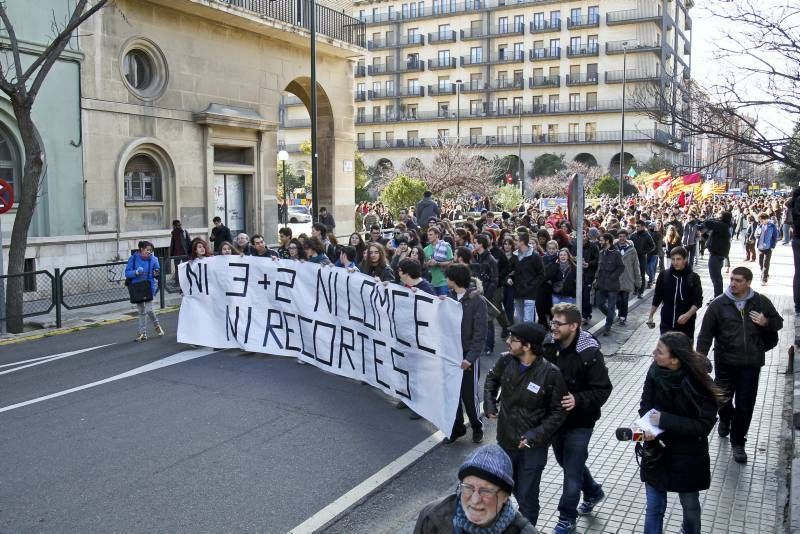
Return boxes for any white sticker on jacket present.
[527,382,541,394]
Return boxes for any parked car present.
[287,205,312,223]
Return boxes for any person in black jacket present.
[788,187,800,314]
[638,332,723,534]
[545,249,577,306]
[545,304,612,534]
[581,229,600,324]
[485,322,567,528]
[630,220,655,298]
[511,234,545,324]
[700,211,733,297]
[595,233,625,336]
[210,216,233,254]
[474,234,500,354]
[647,246,703,340]
[696,266,783,463]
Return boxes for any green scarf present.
[649,363,684,390]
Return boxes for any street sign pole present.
[568,173,585,316]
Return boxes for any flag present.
[627,166,638,178]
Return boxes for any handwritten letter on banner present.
[178,257,465,433]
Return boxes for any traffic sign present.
[0,179,13,214]
[567,173,584,228]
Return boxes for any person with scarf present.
[637,332,723,534]
[697,266,783,463]
[754,212,778,284]
[414,444,537,533]
[546,248,577,306]
[647,246,703,340]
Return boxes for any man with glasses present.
[697,266,783,463]
[414,444,536,532]
[545,304,612,534]
[485,322,567,528]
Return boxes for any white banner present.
[177,256,464,434]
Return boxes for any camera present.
[615,427,645,442]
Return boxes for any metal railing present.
[0,270,57,325]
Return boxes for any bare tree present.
[401,143,503,198]
[630,0,799,175]
[0,0,111,332]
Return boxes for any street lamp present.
[517,102,524,197]
[309,0,319,223]
[455,79,462,142]
[278,150,289,226]
[618,40,629,201]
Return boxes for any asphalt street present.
[0,313,437,532]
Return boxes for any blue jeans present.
[485,321,495,352]
[506,446,548,527]
[552,427,602,523]
[708,254,725,297]
[595,290,617,331]
[433,284,449,296]
[514,298,536,323]
[644,484,701,534]
[552,295,576,306]
[792,238,800,313]
[646,255,658,285]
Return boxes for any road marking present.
[288,430,445,533]
[0,345,114,375]
[0,347,217,414]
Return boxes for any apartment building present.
[280,0,692,179]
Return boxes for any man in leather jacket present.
[485,322,567,528]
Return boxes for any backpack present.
[755,294,779,351]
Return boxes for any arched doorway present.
[610,152,636,177]
[574,153,598,167]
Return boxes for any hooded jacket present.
[616,242,641,293]
[416,197,441,227]
[595,245,625,292]
[453,286,488,364]
[702,216,732,257]
[652,266,703,332]
[512,247,544,299]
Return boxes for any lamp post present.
[278,150,289,226]
[618,40,628,201]
[455,78,462,142]
[309,0,319,223]
[517,102,524,197]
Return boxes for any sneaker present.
[718,419,730,438]
[443,428,467,444]
[618,317,626,326]
[602,328,610,336]
[155,325,165,337]
[472,429,484,444]
[135,333,147,342]
[552,519,577,534]
[577,488,606,515]
[732,444,748,463]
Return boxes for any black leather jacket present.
[484,354,567,449]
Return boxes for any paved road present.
[0,314,437,532]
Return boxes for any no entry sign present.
[0,179,12,214]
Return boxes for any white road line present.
[0,348,218,414]
[288,431,445,533]
[0,345,114,376]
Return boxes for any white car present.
[287,205,312,223]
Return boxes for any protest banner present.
[177,256,465,434]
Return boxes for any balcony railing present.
[461,55,488,66]
[487,23,525,37]
[427,84,456,95]
[367,63,393,75]
[355,91,367,101]
[487,51,525,64]
[280,118,311,128]
[428,30,457,43]
[368,61,425,74]
[367,89,396,100]
[530,19,561,33]
[366,34,424,50]
[529,48,561,61]
[528,75,560,88]
[427,57,457,70]
[397,86,425,97]
[566,15,600,29]
[606,9,663,27]
[460,81,488,93]
[565,73,599,86]
[460,28,487,40]
[354,65,365,77]
[226,0,366,47]
[605,40,660,54]
[566,44,599,58]
[604,70,660,83]
[489,78,525,91]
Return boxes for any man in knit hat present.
[414,444,537,533]
[485,322,567,528]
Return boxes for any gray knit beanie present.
[457,444,514,493]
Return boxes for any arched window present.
[124,154,162,201]
[0,128,19,191]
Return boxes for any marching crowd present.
[124,186,798,534]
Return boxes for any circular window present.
[119,38,168,100]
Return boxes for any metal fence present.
[0,270,57,324]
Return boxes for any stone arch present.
[609,151,636,177]
[574,153,598,167]
[376,157,393,171]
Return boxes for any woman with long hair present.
[287,238,306,261]
[409,245,430,282]
[362,242,395,282]
[546,248,577,305]
[219,241,242,256]
[348,232,366,266]
[638,331,722,534]
[189,238,213,260]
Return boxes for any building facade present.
[281,0,692,179]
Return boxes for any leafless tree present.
[0,0,111,332]
[401,142,503,198]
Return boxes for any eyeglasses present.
[506,335,522,344]
[288,245,298,250]
[458,482,501,501]
[549,320,571,327]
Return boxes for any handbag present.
[127,256,153,303]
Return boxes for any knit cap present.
[458,444,514,493]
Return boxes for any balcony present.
[566,44,599,58]
[354,65,365,77]
[427,84,456,96]
[355,91,367,101]
[428,30,457,43]
[367,89,396,100]
[606,9,663,27]
[530,19,561,33]
[683,67,691,80]
[528,75,560,88]
[604,70,661,83]
[460,27,487,41]
[487,23,525,37]
[367,63,392,75]
[460,55,488,66]
[369,61,425,75]
[529,48,561,61]
[605,40,660,55]
[487,50,525,65]
[427,57,457,70]
[565,73,599,86]
[366,34,425,50]
[367,37,398,50]
[397,86,425,98]
[489,78,525,91]
[280,118,311,128]
[460,81,488,93]
[566,15,600,29]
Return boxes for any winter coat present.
[681,220,699,247]
[472,250,499,298]
[630,229,655,258]
[755,222,779,251]
[616,244,640,293]
[452,287,488,364]
[652,266,703,336]
[696,291,783,368]
[416,197,441,227]
[169,228,191,257]
[210,224,233,254]
[702,218,732,257]
[582,241,600,284]
[638,364,717,493]
[363,263,395,282]
[414,494,537,534]
[511,248,544,300]
[125,253,160,296]
[595,246,625,292]
[545,261,577,299]
[543,330,612,430]
[319,212,336,232]
[498,252,517,286]
[484,353,567,450]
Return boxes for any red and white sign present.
[0,179,13,214]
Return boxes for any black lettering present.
[338,326,356,370]
[297,314,316,360]
[414,294,436,354]
[391,290,411,347]
[347,275,363,323]
[373,284,391,334]
[275,268,296,303]
[357,331,370,374]
[391,348,411,399]
[334,272,340,317]
[258,273,271,291]
[226,262,250,297]
[283,312,301,352]
[315,270,334,313]
[313,321,336,366]
[360,280,376,330]
[225,305,252,343]
[263,309,285,349]
[373,338,390,388]
[185,262,207,295]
